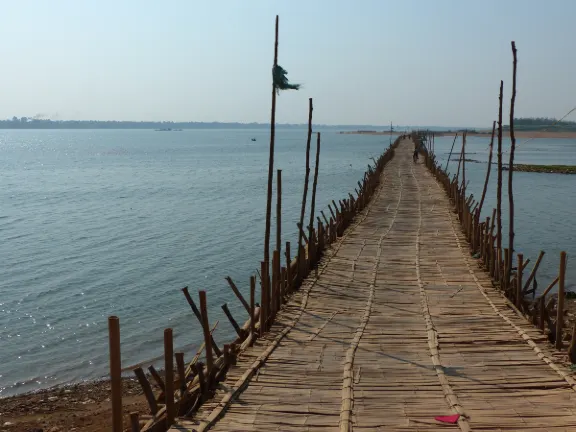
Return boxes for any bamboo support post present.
[320,210,329,226]
[539,296,546,331]
[175,352,186,395]
[196,362,206,397]
[164,328,175,426]
[523,251,545,293]
[147,365,165,392]
[221,303,243,337]
[308,132,321,256]
[263,15,279,268]
[297,222,309,244]
[516,254,523,308]
[276,169,282,256]
[260,261,267,335]
[496,80,504,260]
[569,323,576,363]
[181,287,222,357]
[272,249,280,315]
[297,98,313,283]
[285,241,292,292]
[198,291,214,372]
[130,412,140,432]
[556,251,567,349]
[508,41,518,276]
[224,277,250,315]
[108,316,123,432]
[328,203,336,221]
[249,276,256,338]
[133,368,158,415]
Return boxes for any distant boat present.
[251,138,256,141]
[154,128,183,132]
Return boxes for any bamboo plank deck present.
[170,140,576,431]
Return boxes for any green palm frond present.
[273,65,301,93]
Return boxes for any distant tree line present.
[504,117,576,131]
[0,117,375,130]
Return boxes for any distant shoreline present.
[340,130,576,139]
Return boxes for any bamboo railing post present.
[569,323,576,363]
[496,81,504,266]
[276,169,282,257]
[181,287,222,357]
[130,413,140,432]
[198,291,213,372]
[523,251,545,293]
[263,15,280,268]
[224,277,251,315]
[250,276,256,338]
[508,42,518,277]
[285,242,292,292]
[516,253,523,308]
[273,249,281,314]
[462,132,466,218]
[164,328,175,426]
[308,132,321,260]
[502,248,510,292]
[221,303,242,337]
[133,368,158,415]
[556,251,567,349]
[260,261,267,335]
[148,365,165,392]
[297,98,313,284]
[108,316,123,432]
[175,352,186,395]
[539,295,546,331]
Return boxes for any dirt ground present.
[0,378,153,432]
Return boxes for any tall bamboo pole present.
[108,316,123,432]
[496,80,504,261]
[477,121,496,217]
[297,98,313,279]
[308,132,321,243]
[445,133,459,172]
[462,131,466,200]
[263,15,279,267]
[508,41,518,266]
[276,169,282,256]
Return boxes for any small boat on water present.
[251,138,256,141]
[154,128,183,132]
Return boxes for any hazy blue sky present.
[1,0,574,126]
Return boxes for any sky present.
[0,0,575,127]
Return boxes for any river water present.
[0,129,574,397]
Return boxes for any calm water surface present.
[1,130,574,396]
[0,128,395,396]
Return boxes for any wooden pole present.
[556,251,567,349]
[263,15,280,267]
[285,241,292,292]
[133,367,158,415]
[308,132,321,251]
[221,303,243,337]
[445,133,459,172]
[198,291,213,371]
[516,253,523,308]
[496,80,504,260]
[260,261,267,335]
[523,250,545,293]
[224,277,250,315]
[508,41,518,268]
[462,131,466,205]
[297,98,313,282]
[164,328,175,426]
[108,316,123,432]
[130,413,140,432]
[175,352,186,395]
[276,169,282,256]
[181,287,222,357]
[478,121,496,218]
[250,276,256,338]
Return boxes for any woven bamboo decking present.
[171,139,576,431]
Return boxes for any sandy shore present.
[0,378,152,432]
[340,130,576,139]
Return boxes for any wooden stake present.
[175,352,186,395]
[285,241,292,292]
[224,277,250,315]
[496,80,504,260]
[516,253,523,308]
[320,210,329,226]
[263,15,280,266]
[523,251,545,293]
[249,276,256,338]
[308,132,321,252]
[147,365,165,392]
[108,316,123,432]
[276,169,282,256]
[273,249,281,313]
[478,121,496,218]
[130,412,140,432]
[133,367,158,415]
[508,41,518,271]
[556,251,567,349]
[297,98,313,282]
[260,261,267,336]
[164,328,175,426]
[221,303,243,337]
[181,287,222,357]
[198,291,213,372]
